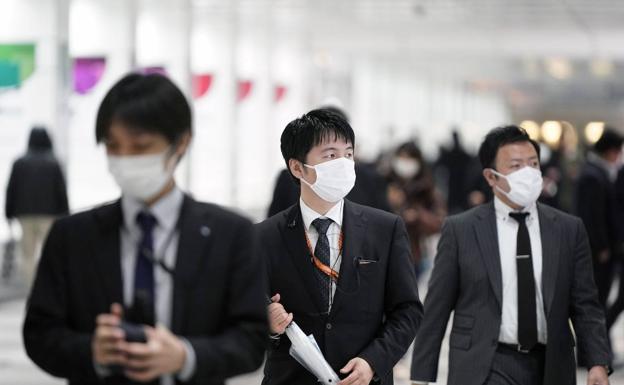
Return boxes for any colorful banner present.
[0,44,36,88]
[73,57,106,95]
[275,85,287,103]
[192,74,213,99]
[237,80,253,102]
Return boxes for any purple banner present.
[73,57,106,95]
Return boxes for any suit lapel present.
[330,200,367,315]
[279,204,327,313]
[171,195,214,333]
[474,203,503,309]
[538,204,560,316]
[93,201,124,307]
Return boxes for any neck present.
[145,179,176,207]
[301,185,336,215]
[494,190,523,211]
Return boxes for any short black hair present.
[95,73,192,144]
[478,125,540,170]
[594,128,623,154]
[280,108,355,182]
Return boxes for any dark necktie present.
[132,211,157,326]
[311,218,333,312]
[509,212,538,350]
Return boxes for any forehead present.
[310,136,353,151]
[496,141,538,161]
[107,122,164,142]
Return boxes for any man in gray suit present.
[411,125,611,385]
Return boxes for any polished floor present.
[1,274,624,385]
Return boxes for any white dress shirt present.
[118,186,196,384]
[300,198,344,310]
[494,196,548,345]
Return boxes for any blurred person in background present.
[606,154,624,334]
[23,73,267,385]
[411,125,610,385]
[5,126,69,284]
[267,105,389,217]
[434,130,475,215]
[385,141,446,279]
[575,128,623,308]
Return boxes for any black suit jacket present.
[23,195,267,385]
[575,161,618,256]
[411,202,611,385]
[257,200,423,385]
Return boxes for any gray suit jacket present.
[411,202,611,385]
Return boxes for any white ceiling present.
[190,0,624,60]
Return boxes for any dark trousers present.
[607,258,624,330]
[593,254,615,307]
[483,344,545,385]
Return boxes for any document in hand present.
[285,321,340,385]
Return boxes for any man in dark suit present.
[23,73,267,385]
[258,109,422,385]
[411,125,611,385]
[575,129,623,308]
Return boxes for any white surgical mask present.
[301,157,356,203]
[392,158,421,179]
[108,149,177,202]
[491,167,543,208]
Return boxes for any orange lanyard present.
[305,230,343,282]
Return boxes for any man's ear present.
[289,159,303,180]
[175,132,192,157]
[483,168,497,188]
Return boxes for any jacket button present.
[326,323,332,330]
[492,339,497,346]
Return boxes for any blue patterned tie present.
[312,218,333,312]
[134,211,157,325]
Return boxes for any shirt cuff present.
[176,338,197,382]
[93,361,111,378]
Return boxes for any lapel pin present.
[200,226,211,237]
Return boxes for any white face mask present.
[108,149,177,202]
[300,157,356,203]
[491,167,543,208]
[392,158,421,179]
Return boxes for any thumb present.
[271,293,281,303]
[340,359,356,373]
[110,303,124,318]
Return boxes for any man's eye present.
[346,153,353,158]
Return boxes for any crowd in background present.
[5,112,624,362]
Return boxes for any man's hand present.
[268,293,292,334]
[598,249,610,264]
[92,303,126,367]
[339,357,374,385]
[587,365,609,385]
[122,325,187,382]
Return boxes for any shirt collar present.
[299,198,344,232]
[493,196,537,223]
[121,186,184,232]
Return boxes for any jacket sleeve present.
[22,220,98,381]
[5,162,18,219]
[410,218,459,382]
[358,217,424,379]
[185,219,268,381]
[570,218,612,368]
[576,174,609,254]
[54,161,69,215]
